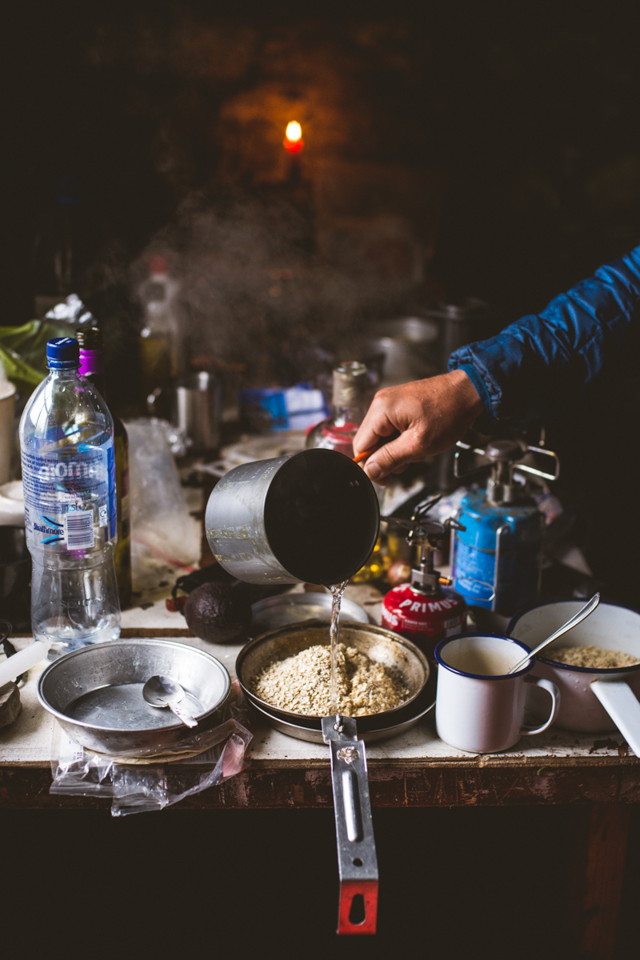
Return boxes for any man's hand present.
[353,369,484,484]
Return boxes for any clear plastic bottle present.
[19,337,120,652]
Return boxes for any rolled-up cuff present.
[451,362,493,419]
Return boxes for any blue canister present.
[453,489,543,615]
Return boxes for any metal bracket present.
[322,715,379,935]
[454,440,560,483]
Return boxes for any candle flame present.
[285,121,302,143]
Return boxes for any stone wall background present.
[5,2,640,367]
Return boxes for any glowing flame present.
[285,121,302,143]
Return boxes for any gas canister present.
[381,497,466,657]
[382,583,466,653]
[452,438,560,615]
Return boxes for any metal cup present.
[174,371,222,453]
[205,449,380,585]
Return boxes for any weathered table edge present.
[2,754,639,809]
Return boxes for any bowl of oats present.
[236,620,431,740]
[508,599,640,734]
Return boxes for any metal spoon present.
[508,592,601,675]
[142,675,198,728]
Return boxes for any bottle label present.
[21,437,116,548]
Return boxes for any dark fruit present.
[183,582,251,644]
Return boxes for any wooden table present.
[1,587,638,957]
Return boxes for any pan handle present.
[322,716,379,935]
[590,679,640,756]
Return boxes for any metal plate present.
[37,638,231,757]
[250,592,369,635]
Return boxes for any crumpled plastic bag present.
[50,681,253,816]
[124,417,201,594]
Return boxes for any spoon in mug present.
[142,675,198,728]
[508,592,601,675]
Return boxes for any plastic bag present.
[0,319,70,393]
[50,681,253,816]
[124,418,201,594]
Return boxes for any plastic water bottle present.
[19,337,120,652]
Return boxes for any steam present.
[130,191,409,387]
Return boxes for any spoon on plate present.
[142,675,198,728]
[508,592,601,675]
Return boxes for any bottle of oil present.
[76,327,132,608]
[306,361,388,582]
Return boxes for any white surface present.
[0,480,24,525]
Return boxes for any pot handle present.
[521,676,561,736]
[322,716,378,935]
[590,679,640,757]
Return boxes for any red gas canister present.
[381,495,467,657]
[382,583,466,656]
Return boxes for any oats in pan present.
[249,642,410,717]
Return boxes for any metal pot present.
[206,449,380,586]
[357,316,440,386]
[508,599,640,753]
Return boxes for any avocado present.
[183,582,251,644]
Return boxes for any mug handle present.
[521,675,561,736]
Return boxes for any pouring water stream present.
[329,581,349,715]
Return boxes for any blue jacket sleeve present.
[448,245,640,429]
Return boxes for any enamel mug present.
[434,633,560,754]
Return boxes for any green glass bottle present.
[76,327,132,608]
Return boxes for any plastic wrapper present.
[50,681,253,816]
[0,296,96,395]
[124,417,201,594]
[0,319,71,394]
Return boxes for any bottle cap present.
[148,254,169,275]
[46,337,79,368]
